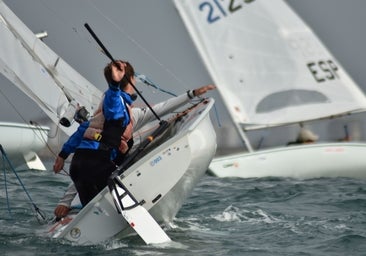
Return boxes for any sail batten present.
[174,0,366,130]
[239,108,366,131]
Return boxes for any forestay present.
[174,0,366,130]
[0,0,102,136]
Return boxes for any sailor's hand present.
[111,61,126,83]
[54,205,70,219]
[53,156,65,174]
[193,84,216,97]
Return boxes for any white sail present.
[174,0,366,130]
[0,0,102,136]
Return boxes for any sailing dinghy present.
[174,0,366,179]
[48,98,216,244]
[0,1,217,244]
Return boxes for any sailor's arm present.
[133,84,216,130]
[53,121,90,173]
[54,183,78,219]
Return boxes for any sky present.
[1,0,366,149]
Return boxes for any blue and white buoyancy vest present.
[78,88,133,151]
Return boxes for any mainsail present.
[174,0,366,130]
[0,0,102,136]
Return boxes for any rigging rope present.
[134,72,177,97]
[0,144,48,224]
[2,153,12,217]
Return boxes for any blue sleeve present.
[58,121,89,159]
[103,86,129,126]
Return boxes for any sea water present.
[1,161,366,255]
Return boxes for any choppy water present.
[1,163,366,255]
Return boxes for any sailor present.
[54,61,136,173]
[66,60,131,207]
[296,127,319,143]
[287,127,319,145]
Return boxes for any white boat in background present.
[0,1,217,244]
[174,0,366,179]
[0,121,49,170]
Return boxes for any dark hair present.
[103,60,135,88]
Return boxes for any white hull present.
[48,99,217,245]
[0,122,49,170]
[209,142,366,179]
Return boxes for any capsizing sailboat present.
[0,0,217,244]
[174,0,366,179]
